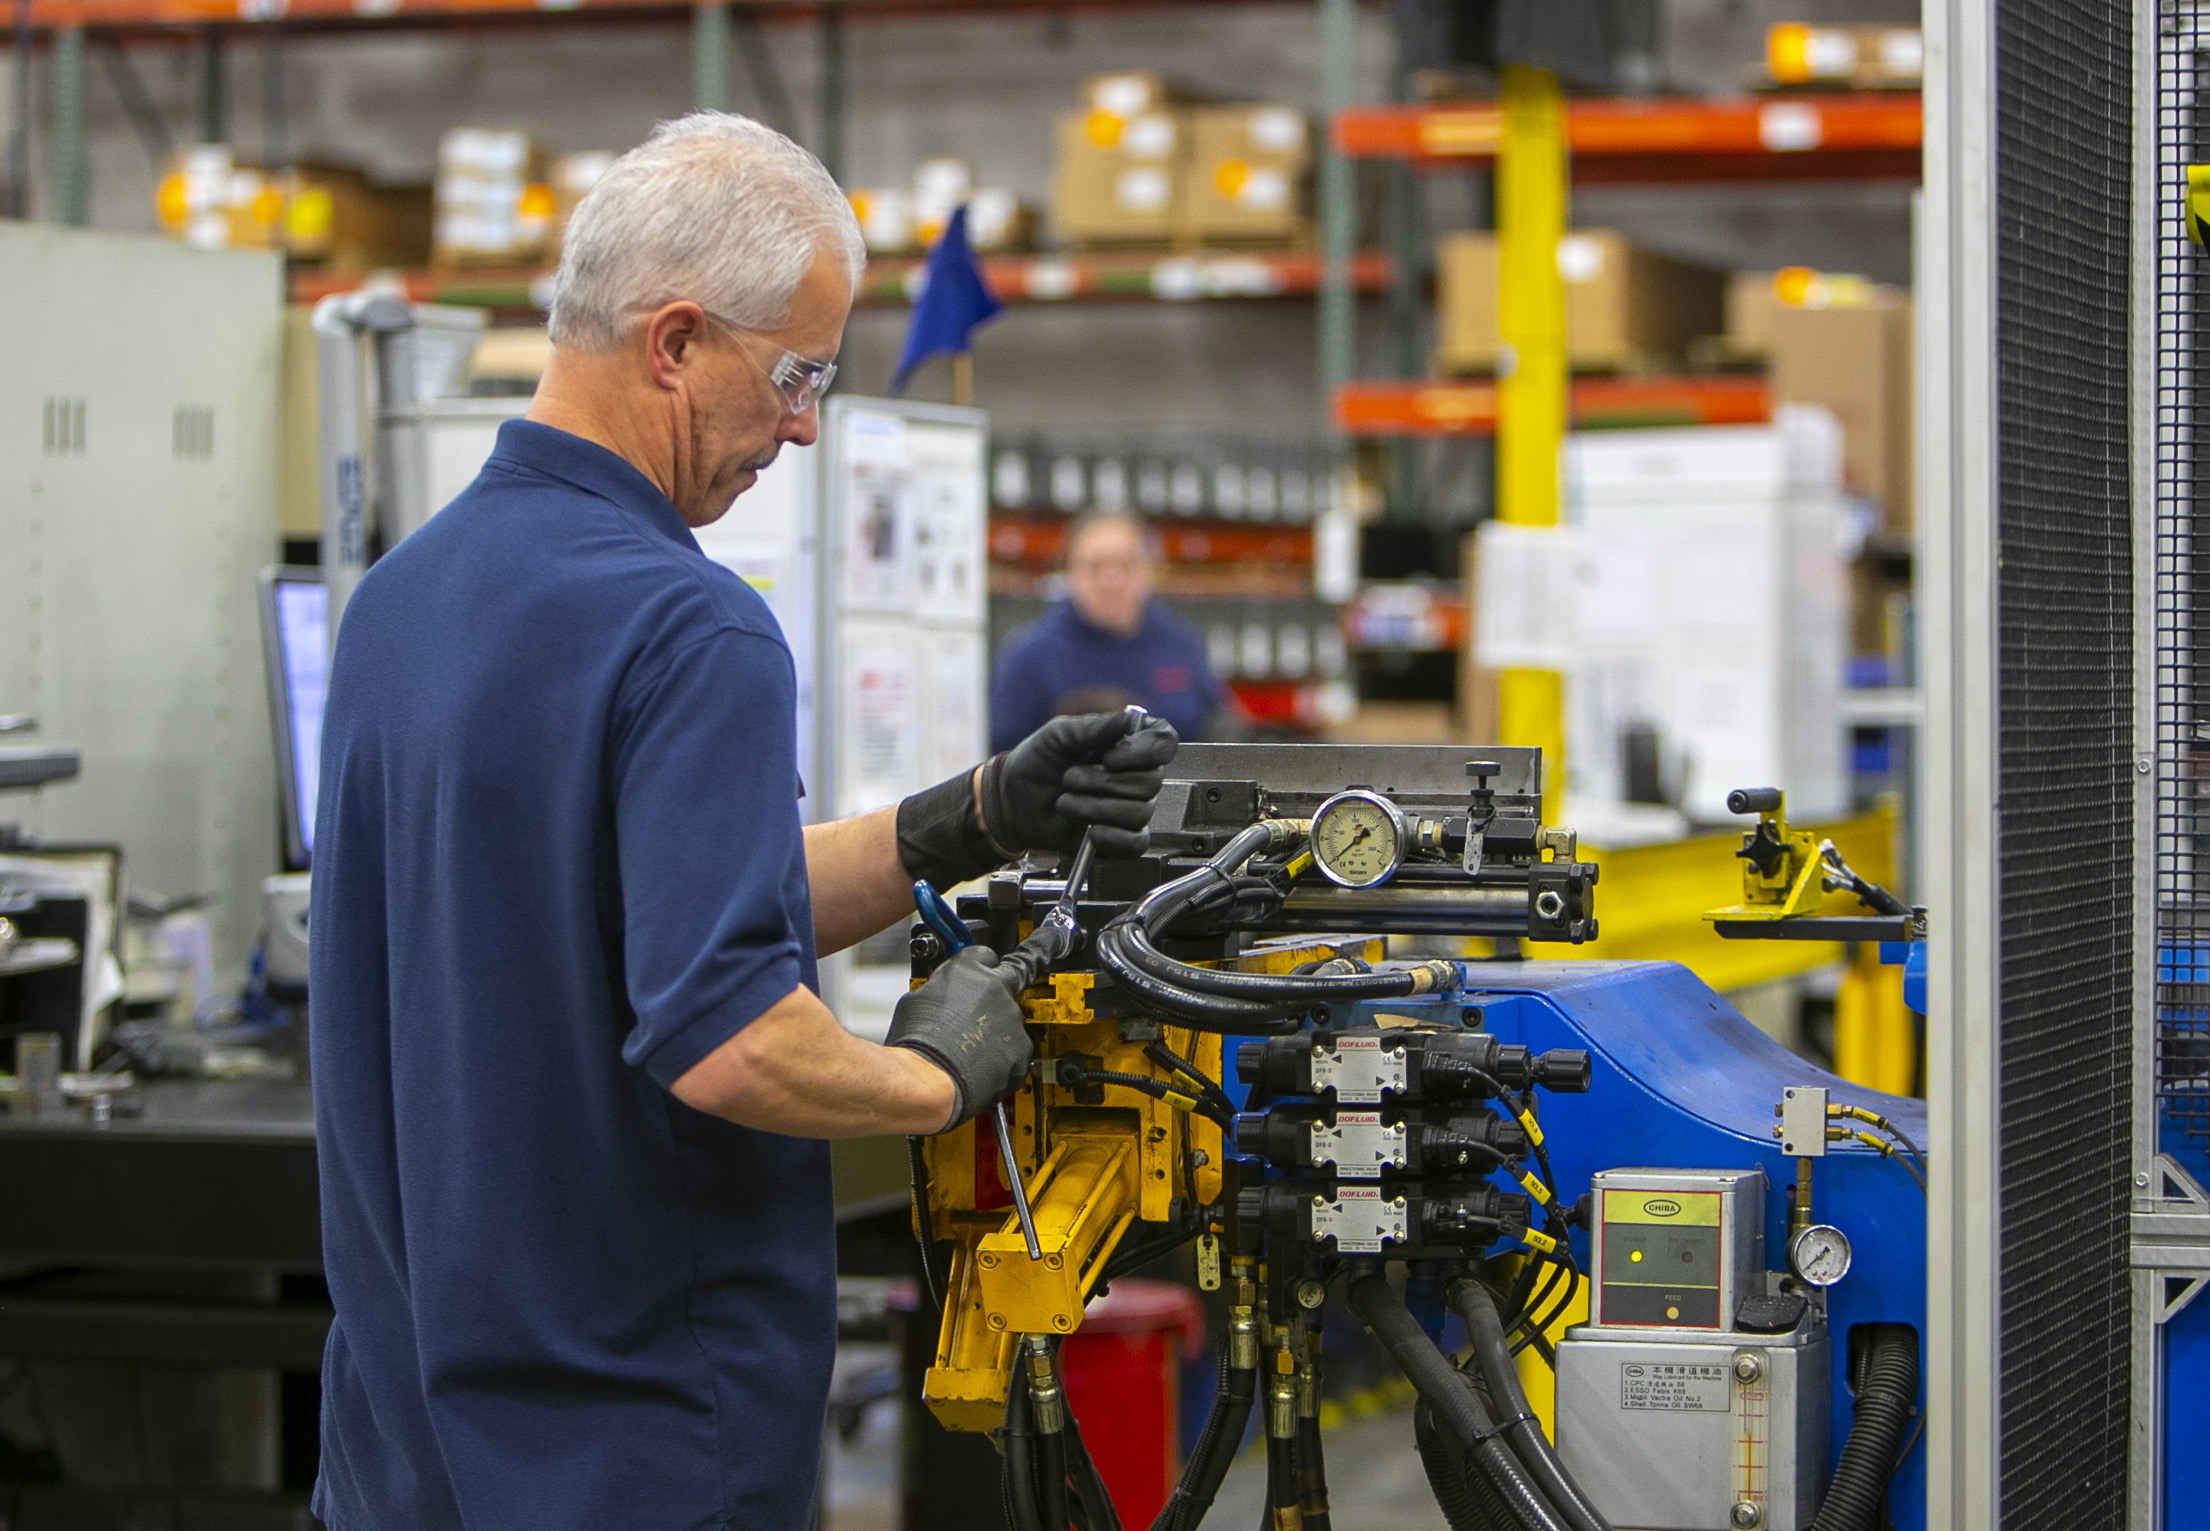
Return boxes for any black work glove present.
[981,709,1180,859]
[895,709,1181,888]
[886,946,1033,1131]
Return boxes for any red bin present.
[1059,1279,1207,1528]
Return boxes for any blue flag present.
[890,204,1002,395]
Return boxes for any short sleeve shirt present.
[987,600,1226,752]
[309,420,831,1531]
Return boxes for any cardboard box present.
[1436,229,1725,373]
[1725,267,1882,354]
[433,129,552,267]
[1765,295,1914,532]
[1083,70,1178,119]
[548,151,614,258]
[281,165,431,269]
[156,145,283,252]
[1050,108,1187,245]
[1765,24,1922,89]
[1177,105,1311,243]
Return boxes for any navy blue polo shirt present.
[989,599,1224,751]
[309,420,831,1531]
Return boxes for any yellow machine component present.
[1702,789,1826,926]
[2188,163,2210,246]
[975,1125,1138,1334]
[919,938,1365,1432]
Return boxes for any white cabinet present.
[0,226,283,984]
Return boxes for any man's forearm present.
[803,770,988,956]
[669,983,956,1136]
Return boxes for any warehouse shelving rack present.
[1315,88,1924,438]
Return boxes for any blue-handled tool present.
[912,879,974,953]
[912,877,1042,1261]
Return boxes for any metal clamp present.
[2133,1153,2210,1323]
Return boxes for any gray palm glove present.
[980,709,1181,859]
[886,945,1033,1132]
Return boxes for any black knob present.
[1726,787,1782,815]
[1532,1048,1592,1093]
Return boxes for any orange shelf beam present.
[291,250,1395,310]
[1334,93,1920,181]
[26,0,1278,30]
[988,514,1313,568]
[1332,375,1771,437]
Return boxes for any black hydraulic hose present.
[1116,917,1453,1002]
[1264,1425,1300,1526]
[1093,930,1304,1032]
[1808,1327,1919,1531]
[1005,1366,1047,1531]
[1037,1423,1070,1531]
[1295,1411,1333,1531]
[1065,1405,1124,1531]
[1450,1281,1612,1531]
[1149,1340,1257,1531]
[1415,1397,1511,1531]
[906,1135,946,1312]
[1349,1275,1572,1531]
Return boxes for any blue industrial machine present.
[910,743,1927,1531]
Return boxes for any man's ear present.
[642,303,709,391]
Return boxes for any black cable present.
[1264,1422,1301,1526]
[1065,1403,1123,1531]
[1004,1368,1046,1531]
[1349,1275,1573,1531]
[1451,1280,1612,1531]
[1808,1326,1918,1531]
[1143,1041,1235,1118]
[1295,1409,1334,1531]
[1415,1396,1512,1531]
[906,1136,946,1312]
[1060,1066,1237,1130]
[1150,1337,1257,1531]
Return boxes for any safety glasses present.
[702,308,837,415]
[628,301,839,415]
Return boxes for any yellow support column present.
[1495,65,1569,813]
[1831,944,1918,1096]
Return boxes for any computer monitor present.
[257,568,327,871]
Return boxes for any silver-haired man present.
[308,113,1176,1531]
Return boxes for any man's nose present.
[779,402,821,449]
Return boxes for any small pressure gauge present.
[1309,790,1410,889]
[1788,1223,1854,1288]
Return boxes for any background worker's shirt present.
[989,599,1225,751]
[309,420,830,1531]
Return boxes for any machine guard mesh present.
[2158,1,2210,1170]
[1998,0,2135,1521]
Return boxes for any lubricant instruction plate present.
[1619,1362,1730,1413]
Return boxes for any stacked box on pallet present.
[1176,106,1311,245]
[433,128,551,268]
[1435,230,1725,374]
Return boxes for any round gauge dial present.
[1309,790,1410,890]
[1788,1223,1854,1288]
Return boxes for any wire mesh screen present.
[1996,0,2135,1521]
[2159,8,2210,1164]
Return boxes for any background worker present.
[308,113,1177,1531]
[989,507,1239,751]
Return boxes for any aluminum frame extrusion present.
[1920,0,2001,1526]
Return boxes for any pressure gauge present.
[1788,1223,1854,1288]
[1309,790,1410,889]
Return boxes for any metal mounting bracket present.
[2132,1153,2210,1324]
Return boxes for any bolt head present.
[2136,1171,2152,1188]
[1732,1501,1763,1528]
[1732,1353,1764,1382]
[1296,1280,1327,1310]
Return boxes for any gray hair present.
[547,112,864,351]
